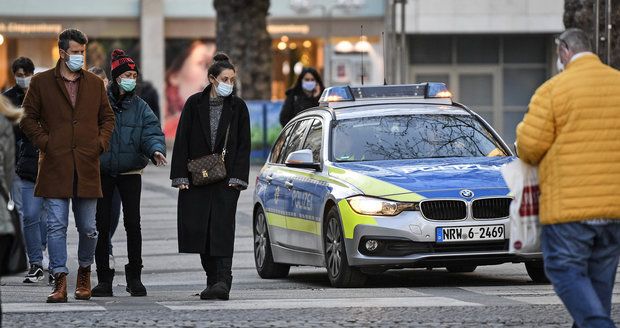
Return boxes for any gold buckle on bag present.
[202,170,209,178]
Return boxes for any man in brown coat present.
[20,29,115,303]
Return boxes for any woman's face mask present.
[16,76,32,89]
[302,80,316,92]
[118,78,137,92]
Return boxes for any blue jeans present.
[45,197,98,275]
[20,180,46,266]
[542,222,620,328]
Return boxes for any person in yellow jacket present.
[516,28,620,328]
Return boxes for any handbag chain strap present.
[221,123,231,160]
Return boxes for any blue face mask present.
[216,81,234,97]
[65,54,84,72]
[302,80,316,92]
[119,78,136,92]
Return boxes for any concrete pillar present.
[140,0,165,125]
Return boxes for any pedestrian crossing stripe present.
[2,303,106,313]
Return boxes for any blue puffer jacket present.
[100,90,166,176]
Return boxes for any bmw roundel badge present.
[460,189,474,198]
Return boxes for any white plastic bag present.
[500,159,541,254]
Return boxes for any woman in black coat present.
[170,53,250,301]
[279,67,325,127]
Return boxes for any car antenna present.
[382,31,387,85]
[360,25,364,85]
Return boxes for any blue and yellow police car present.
[253,83,545,287]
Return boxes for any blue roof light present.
[426,82,452,98]
[319,86,355,103]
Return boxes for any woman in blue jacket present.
[91,50,167,297]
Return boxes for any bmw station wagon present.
[252,83,545,287]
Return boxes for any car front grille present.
[472,198,511,219]
[420,200,467,220]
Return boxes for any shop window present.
[415,74,450,88]
[457,36,499,64]
[459,74,493,106]
[503,110,527,146]
[503,68,547,106]
[503,36,547,63]
[409,36,452,64]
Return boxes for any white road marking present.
[3,303,106,313]
[159,297,482,310]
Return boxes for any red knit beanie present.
[110,49,139,79]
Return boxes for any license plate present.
[436,225,505,243]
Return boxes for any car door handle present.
[265,175,273,183]
[285,181,294,189]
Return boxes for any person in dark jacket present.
[91,50,166,298]
[279,67,325,127]
[137,80,160,121]
[3,57,50,284]
[170,52,250,301]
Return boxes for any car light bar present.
[319,82,452,105]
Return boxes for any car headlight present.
[347,196,418,216]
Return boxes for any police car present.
[253,83,545,287]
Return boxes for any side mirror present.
[285,149,321,171]
[513,142,519,157]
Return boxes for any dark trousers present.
[95,174,143,271]
[200,255,232,286]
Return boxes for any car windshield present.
[331,114,508,162]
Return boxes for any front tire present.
[254,207,290,279]
[525,261,549,283]
[324,207,367,288]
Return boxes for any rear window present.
[331,114,507,162]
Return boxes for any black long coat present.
[170,86,251,256]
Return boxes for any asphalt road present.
[2,165,619,327]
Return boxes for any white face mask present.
[16,76,32,89]
[215,81,234,97]
[556,57,565,72]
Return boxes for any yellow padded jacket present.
[516,54,620,224]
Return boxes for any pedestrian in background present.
[20,28,115,303]
[279,67,325,126]
[170,52,250,301]
[6,58,53,284]
[3,57,33,252]
[91,49,166,297]
[0,95,18,324]
[516,28,620,328]
[89,65,121,270]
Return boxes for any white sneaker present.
[42,249,50,271]
[109,254,115,270]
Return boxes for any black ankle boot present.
[91,269,114,297]
[125,264,146,296]
[208,257,232,301]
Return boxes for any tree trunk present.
[564,0,619,69]
[213,0,272,99]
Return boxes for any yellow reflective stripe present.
[286,217,321,235]
[265,212,287,229]
[337,199,377,239]
[265,212,321,235]
[327,165,424,201]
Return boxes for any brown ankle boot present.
[46,272,68,303]
[75,265,92,300]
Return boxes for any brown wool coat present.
[20,61,115,198]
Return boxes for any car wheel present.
[254,207,290,279]
[525,261,549,283]
[446,265,477,273]
[324,207,367,288]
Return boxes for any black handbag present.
[0,183,28,276]
[187,124,230,186]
